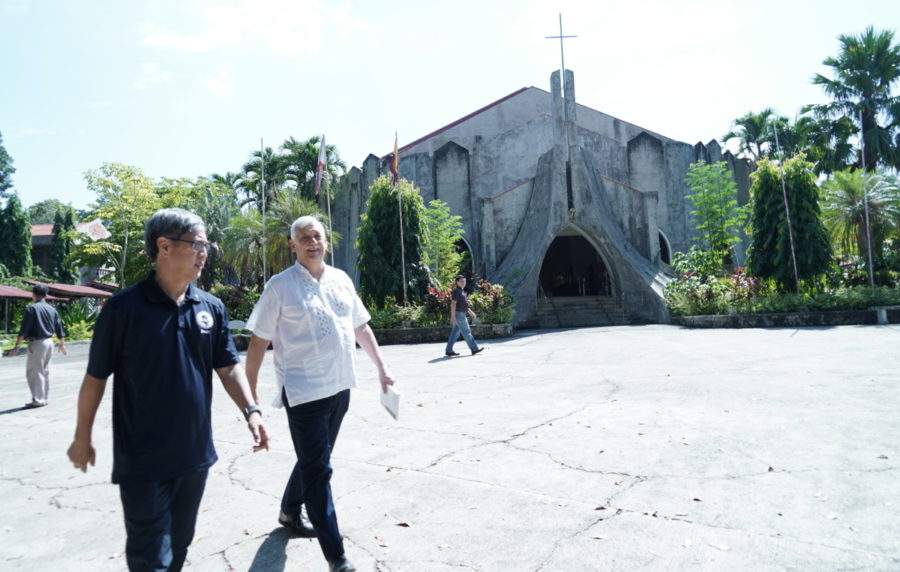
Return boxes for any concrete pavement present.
[1,324,899,571]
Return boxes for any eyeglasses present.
[167,237,211,253]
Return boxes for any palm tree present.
[280,135,347,201]
[722,108,777,160]
[190,180,242,288]
[222,209,265,289]
[240,147,286,211]
[804,27,900,171]
[821,169,900,267]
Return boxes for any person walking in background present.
[445,274,484,357]
[244,215,395,572]
[9,284,67,408]
[66,208,269,572]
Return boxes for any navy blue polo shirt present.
[87,272,239,483]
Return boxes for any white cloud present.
[134,62,174,90]
[140,0,337,59]
[9,127,47,138]
[2,0,31,14]
[200,64,236,97]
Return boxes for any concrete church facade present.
[331,70,752,327]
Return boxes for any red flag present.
[390,133,399,186]
[314,135,326,196]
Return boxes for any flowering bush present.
[369,280,515,328]
[469,280,515,324]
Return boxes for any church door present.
[539,236,611,297]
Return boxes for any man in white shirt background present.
[244,215,395,572]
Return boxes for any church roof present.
[391,80,676,160]
[395,87,530,155]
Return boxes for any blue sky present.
[2,0,898,211]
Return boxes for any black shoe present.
[445,351,460,356]
[278,509,316,537]
[23,401,47,409]
[328,555,356,572]
[471,347,485,355]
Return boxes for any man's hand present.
[378,369,396,394]
[67,439,96,473]
[58,344,68,355]
[248,415,270,452]
[9,346,20,357]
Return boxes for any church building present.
[331,70,752,327]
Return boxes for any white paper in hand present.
[380,385,400,421]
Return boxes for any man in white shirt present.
[245,216,395,572]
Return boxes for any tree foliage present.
[49,207,77,283]
[804,26,900,171]
[722,108,777,160]
[747,157,832,291]
[684,161,746,263]
[74,163,161,288]
[187,178,241,289]
[723,109,856,175]
[235,135,347,211]
[27,199,69,224]
[222,189,328,288]
[356,175,430,309]
[821,169,900,268]
[422,199,465,287]
[0,131,14,197]
[0,193,32,276]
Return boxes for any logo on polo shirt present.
[195,310,214,332]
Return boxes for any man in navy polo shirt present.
[67,208,269,572]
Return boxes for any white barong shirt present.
[246,262,371,407]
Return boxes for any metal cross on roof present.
[545,12,577,114]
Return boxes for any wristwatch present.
[243,405,262,421]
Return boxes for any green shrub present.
[470,280,515,324]
[209,284,260,322]
[65,320,94,341]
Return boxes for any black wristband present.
[243,405,261,421]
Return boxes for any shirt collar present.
[293,261,328,281]
[141,271,201,306]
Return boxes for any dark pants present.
[118,469,209,572]
[281,389,350,561]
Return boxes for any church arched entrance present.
[539,235,612,297]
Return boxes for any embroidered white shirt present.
[246,262,371,407]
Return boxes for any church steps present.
[536,296,628,328]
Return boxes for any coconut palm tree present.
[804,27,900,171]
[240,147,286,212]
[821,169,900,267]
[280,135,347,201]
[722,108,777,160]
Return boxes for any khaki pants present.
[26,338,54,405]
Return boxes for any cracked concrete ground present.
[1,324,899,571]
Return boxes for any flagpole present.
[261,138,267,283]
[326,169,334,268]
[859,109,875,291]
[314,135,334,266]
[772,124,800,294]
[392,132,407,303]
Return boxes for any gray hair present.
[290,215,326,241]
[145,208,206,261]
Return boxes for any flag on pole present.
[314,135,326,196]
[390,132,399,187]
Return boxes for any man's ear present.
[156,236,172,258]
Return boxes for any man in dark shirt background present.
[9,284,67,408]
[444,274,484,357]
